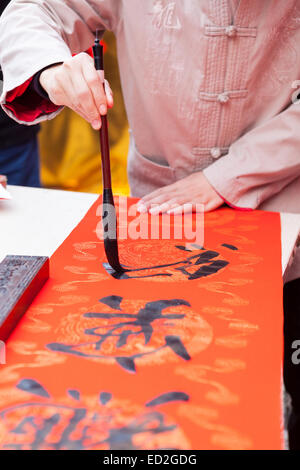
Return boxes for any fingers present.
[137,194,177,213]
[137,183,180,214]
[137,199,196,215]
[104,79,114,108]
[136,172,224,216]
[70,68,102,129]
[39,53,114,130]
[81,63,106,124]
[138,187,178,212]
[145,194,176,210]
[167,203,194,215]
[204,196,224,212]
[149,201,179,215]
[137,194,184,215]
[141,185,176,205]
[79,55,114,117]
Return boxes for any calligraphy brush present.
[93,30,124,273]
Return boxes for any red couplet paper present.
[0,198,283,450]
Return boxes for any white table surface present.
[1,185,300,276]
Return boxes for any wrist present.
[39,63,62,91]
[32,63,63,101]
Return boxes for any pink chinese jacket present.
[0,0,300,280]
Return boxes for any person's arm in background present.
[0,0,119,128]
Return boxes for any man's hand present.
[137,171,224,214]
[39,53,113,130]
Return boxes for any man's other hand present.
[137,171,224,214]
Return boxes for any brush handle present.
[93,31,123,272]
[99,115,112,190]
[93,33,112,190]
[103,188,123,272]
[103,188,117,238]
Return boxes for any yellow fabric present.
[39,32,130,196]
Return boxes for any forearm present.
[0,1,74,94]
[0,0,119,124]
[204,103,300,209]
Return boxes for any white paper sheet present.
[0,184,12,200]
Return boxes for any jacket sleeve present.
[203,102,300,209]
[0,0,121,124]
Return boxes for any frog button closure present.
[210,147,222,160]
[225,25,238,37]
[217,92,230,104]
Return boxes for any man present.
[0,0,300,448]
[0,0,40,187]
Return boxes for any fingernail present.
[92,120,101,130]
[167,206,182,215]
[137,203,147,213]
[149,206,160,215]
[100,105,107,115]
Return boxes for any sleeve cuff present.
[203,163,255,211]
[3,76,61,123]
[31,64,63,101]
